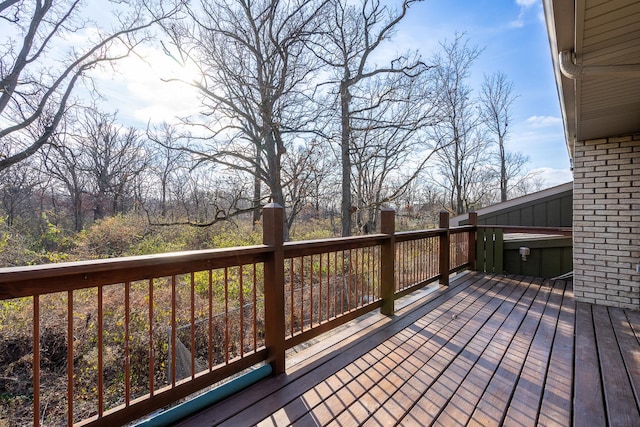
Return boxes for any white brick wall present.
[573,134,640,309]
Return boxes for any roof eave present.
[542,0,576,158]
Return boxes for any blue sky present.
[96,0,572,188]
[397,0,571,186]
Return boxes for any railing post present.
[439,211,450,286]
[262,203,286,375]
[468,212,477,270]
[380,208,395,316]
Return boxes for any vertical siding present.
[473,190,573,228]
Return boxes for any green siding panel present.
[464,188,572,228]
[486,228,495,273]
[533,204,547,227]
[476,228,487,272]
[547,199,561,225]
[502,237,573,278]
[521,206,534,225]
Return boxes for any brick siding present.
[573,134,640,309]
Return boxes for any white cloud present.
[530,167,573,187]
[510,0,544,28]
[91,45,202,126]
[516,0,537,7]
[525,115,563,128]
[509,17,526,29]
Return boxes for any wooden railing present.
[0,206,474,427]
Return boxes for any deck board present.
[175,272,640,427]
[574,303,607,427]
[536,286,574,426]
[466,278,548,426]
[497,279,564,426]
[593,304,640,426]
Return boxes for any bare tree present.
[159,0,327,239]
[0,0,184,172]
[310,0,427,236]
[280,139,334,231]
[146,123,189,218]
[479,71,519,202]
[43,138,88,232]
[429,33,489,215]
[350,72,438,232]
[0,160,41,227]
[67,109,148,220]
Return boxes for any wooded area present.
[0,0,543,267]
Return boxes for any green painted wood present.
[502,239,572,278]
[469,188,572,228]
[521,206,534,225]
[476,228,487,272]
[494,228,504,274]
[533,204,547,227]
[485,228,495,273]
[561,195,573,225]
[508,210,520,225]
[547,199,561,226]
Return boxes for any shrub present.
[75,214,146,258]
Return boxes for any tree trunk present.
[500,138,507,202]
[340,80,352,237]
[253,152,262,225]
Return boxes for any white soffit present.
[545,0,640,152]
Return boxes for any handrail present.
[395,228,445,242]
[283,234,388,257]
[0,245,271,299]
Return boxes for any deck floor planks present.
[432,277,548,426]
[536,282,575,426]
[435,277,550,427]
[496,279,565,426]
[365,276,527,425]
[175,273,640,427]
[282,279,490,425]
[396,277,539,424]
[287,276,500,426]
[353,276,524,425]
[463,277,557,427]
[258,274,503,426]
[609,307,640,406]
[361,276,527,426]
[220,275,486,426]
[593,304,640,426]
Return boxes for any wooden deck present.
[175,272,640,426]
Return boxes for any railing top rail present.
[0,245,270,299]
[0,222,481,300]
[478,225,573,236]
[450,225,476,234]
[395,228,445,242]
[283,234,387,257]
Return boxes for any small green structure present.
[457,183,573,279]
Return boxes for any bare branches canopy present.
[0,0,543,251]
[0,0,184,172]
